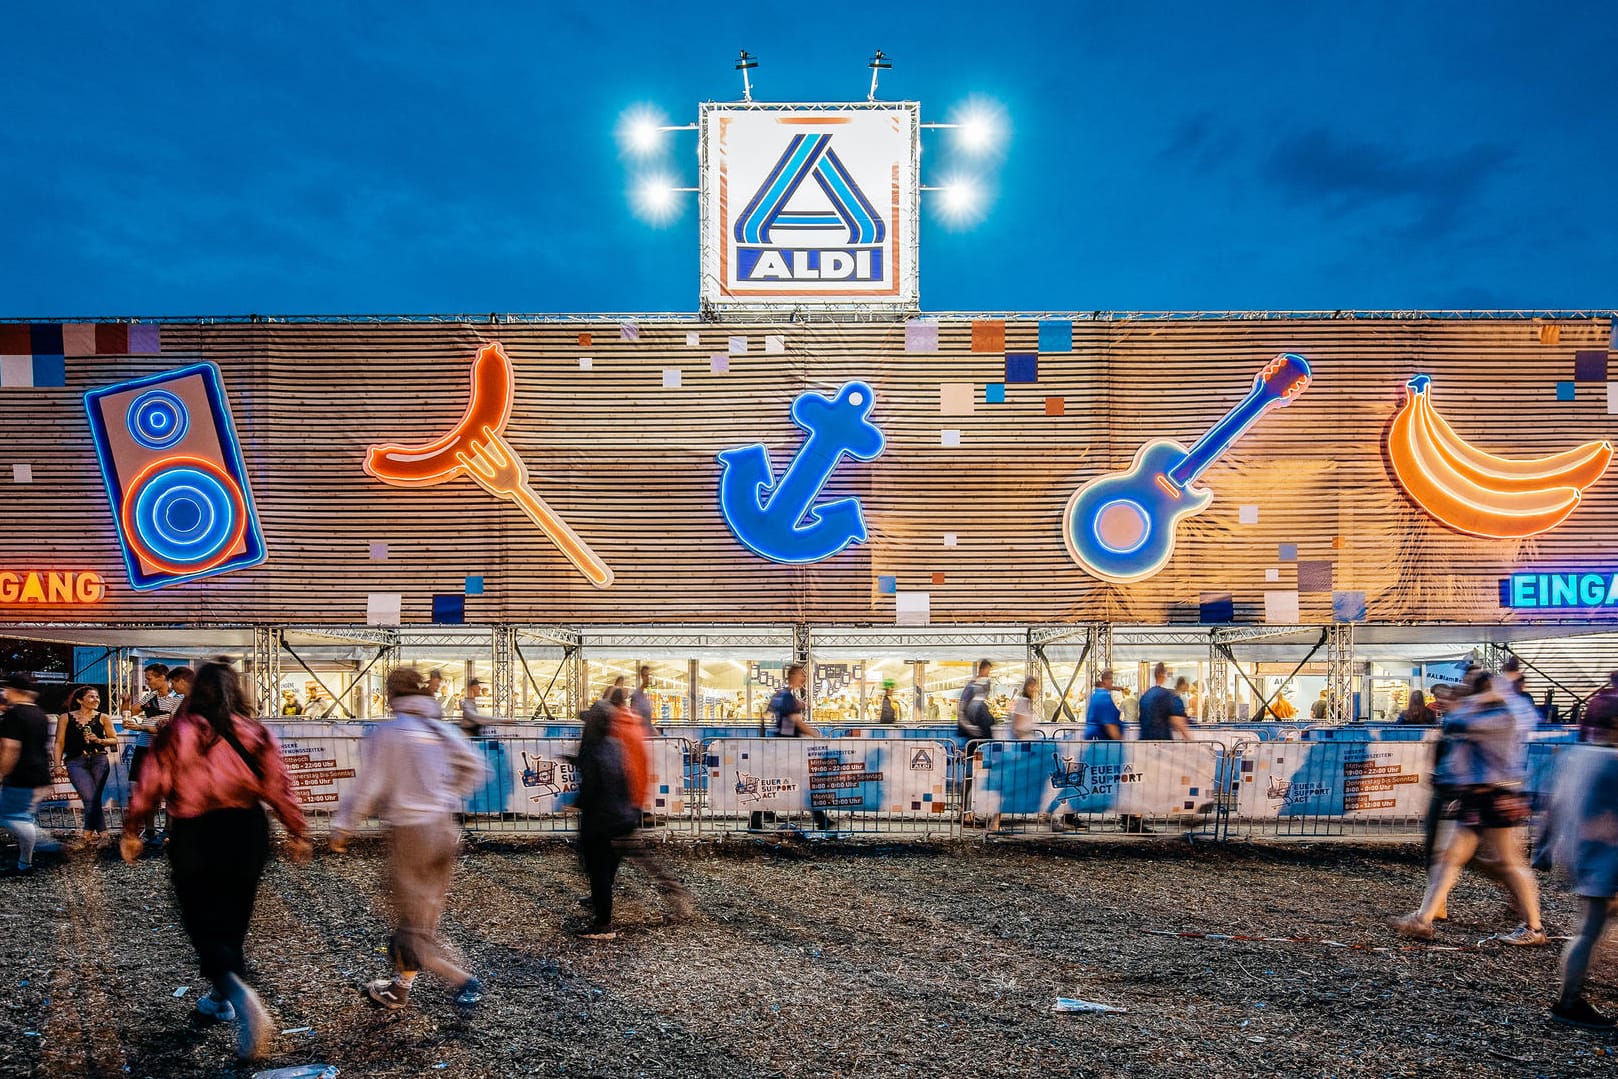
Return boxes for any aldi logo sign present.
[701,104,917,311]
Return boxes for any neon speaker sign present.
[84,363,266,590]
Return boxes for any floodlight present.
[957,111,995,152]
[618,106,668,157]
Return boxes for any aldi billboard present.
[699,102,919,315]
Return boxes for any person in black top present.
[956,660,994,742]
[54,685,118,847]
[879,681,898,724]
[1137,664,1189,741]
[763,665,831,830]
[0,672,64,874]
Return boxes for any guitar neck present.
[1165,387,1276,487]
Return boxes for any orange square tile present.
[931,572,946,585]
[1045,396,1065,416]
[1539,324,1560,344]
[1331,535,1345,548]
[578,332,592,347]
[971,320,1005,353]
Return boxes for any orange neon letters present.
[1386,375,1612,538]
[0,571,107,604]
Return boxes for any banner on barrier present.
[1235,741,1431,818]
[704,738,950,816]
[969,740,1219,817]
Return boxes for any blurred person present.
[1176,676,1199,721]
[54,685,118,848]
[1546,705,1618,1029]
[1310,689,1329,721]
[629,666,658,738]
[167,666,195,701]
[1119,685,1139,727]
[879,681,898,725]
[126,664,179,812]
[1084,670,1122,741]
[599,674,626,703]
[1395,670,1544,946]
[1,673,64,875]
[427,669,445,701]
[1399,690,1437,725]
[280,690,303,716]
[956,660,994,743]
[458,677,493,737]
[1010,676,1040,740]
[1581,672,1618,744]
[573,688,692,939]
[120,661,311,1061]
[331,666,487,1014]
[1138,664,1190,741]
[766,666,830,830]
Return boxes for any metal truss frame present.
[251,625,282,717]
[1326,623,1357,724]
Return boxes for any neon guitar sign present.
[1062,353,1312,583]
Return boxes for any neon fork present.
[455,429,615,588]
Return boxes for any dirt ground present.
[0,835,1614,1079]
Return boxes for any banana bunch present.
[1388,375,1612,538]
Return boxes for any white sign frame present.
[699,102,920,317]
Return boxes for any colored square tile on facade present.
[0,326,28,355]
[30,324,62,355]
[1575,350,1608,382]
[1,356,32,387]
[877,575,897,594]
[1333,590,1367,622]
[710,354,729,373]
[1279,543,1298,561]
[931,572,946,585]
[940,429,961,447]
[1264,590,1300,624]
[1005,354,1037,383]
[95,323,128,355]
[464,576,484,596]
[971,320,1005,354]
[432,594,465,624]
[1044,397,1065,416]
[1038,320,1072,353]
[62,324,96,356]
[905,319,938,352]
[1199,593,1234,623]
[128,324,161,354]
[1557,381,1576,401]
[30,355,65,387]
[1297,560,1334,592]
[940,383,975,415]
[985,382,1005,404]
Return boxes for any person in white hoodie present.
[330,666,487,1012]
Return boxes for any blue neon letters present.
[1504,572,1618,609]
[717,381,885,564]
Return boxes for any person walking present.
[765,666,830,830]
[1395,670,1545,945]
[878,681,898,725]
[1,673,64,875]
[629,666,659,738]
[1084,670,1122,741]
[120,661,310,1061]
[330,666,487,1014]
[54,686,118,849]
[126,663,181,845]
[1399,690,1437,725]
[956,660,994,743]
[1138,664,1190,741]
[1010,677,1040,740]
[573,688,692,940]
[458,677,493,737]
[1546,705,1618,1029]
[1583,673,1618,743]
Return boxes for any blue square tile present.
[30,354,65,387]
[464,575,484,596]
[877,575,897,594]
[1005,353,1038,383]
[1575,350,1608,382]
[985,382,1005,404]
[431,594,465,624]
[1557,381,1576,401]
[1279,543,1297,561]
[29,323,62,355]
[1038,320,1072,353]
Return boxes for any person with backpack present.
[119,661,310,1062]
[330,666,487,1013]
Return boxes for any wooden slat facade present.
[2,315,1616,627]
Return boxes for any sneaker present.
[1550,997,1616,1030]
[577,924,617,941]
[195,991,236,1023]
[453,977,484,1012]
[0,863,34,878]
[223,974,271,1062]
[1500,924,1548,947]
[366,977,410,1009]
[1393,914,1434,940]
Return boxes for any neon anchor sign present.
[1063,353,1312,583]
[717,381,885,563]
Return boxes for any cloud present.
[1263,127,1514,244]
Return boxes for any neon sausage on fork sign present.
[363,343,614,588]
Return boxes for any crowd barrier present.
[16,720,1591,845]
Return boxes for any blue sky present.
[4,1,1614,316]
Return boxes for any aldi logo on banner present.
[701,103,918,312]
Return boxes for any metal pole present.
[492,624,515,720]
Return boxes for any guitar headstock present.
[1251,352,1312,405]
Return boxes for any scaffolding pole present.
[251,625,282,717]
[1327,623,1356,724]
[492,624,516,720]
